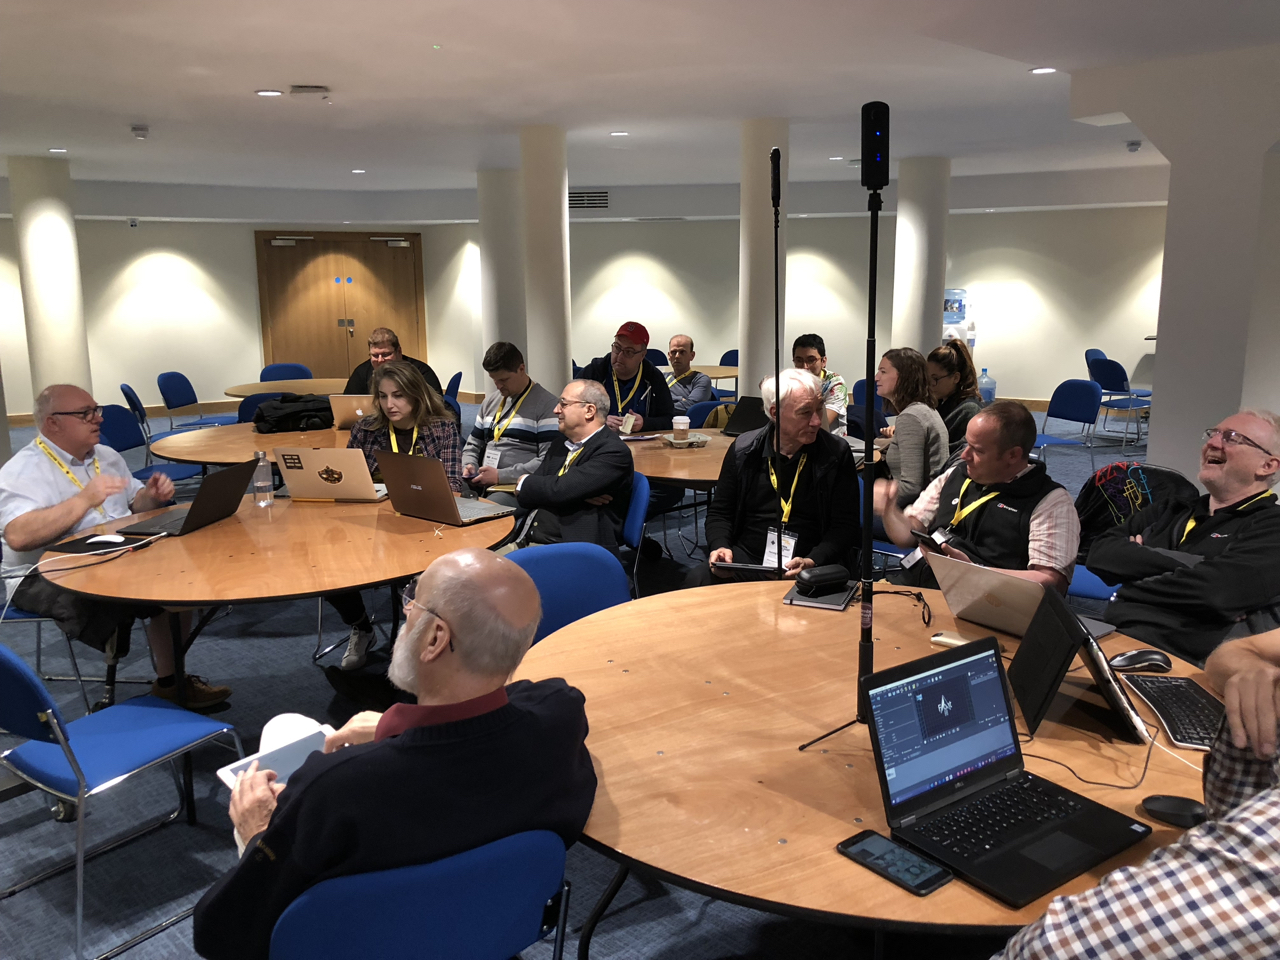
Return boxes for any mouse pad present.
[51,533,153,554]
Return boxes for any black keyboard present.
[917,776,1081,860]
[1123,675,1224,751]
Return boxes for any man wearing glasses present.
[343,326,443,399]
[577,322,676,433]
[0,384,231,708]
[1087,410,1280,664]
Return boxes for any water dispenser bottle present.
[977,369,997,404]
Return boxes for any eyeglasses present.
[557,398,591,408]
[611,342,645,359]
[51,406,104,423]
[401,577,455,651]
[929,373,958,385]
[1203,427,1276,457]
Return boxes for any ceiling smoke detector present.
[1127,139,1143,153]
[131,124,149,140]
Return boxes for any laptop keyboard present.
[1123,675,1224,750]
[917,776,1082,860]
[457,499,512,521]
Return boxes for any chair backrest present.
[645,348,667,368]
[572,360,583,378]
[851,379,884,411]
[1087,357,1131,393]
[719,349,739,366]
[269,831,566,960]
[1073,460,1200,564]
[704,403,736,429]
[239,393,282,423]
[443,395,462,422]
[445,371,463,399]
[261,363,313,381]
[623,473,650,550]
[845,404,889,441]
[98,404,147,454]
[1083,348,1107,367]
[1044,379,1102,427]
[509,543,631,643]
[120,383,149,427]
[156,371,198,411]
[685,400,727,429]
[0,644,66,743]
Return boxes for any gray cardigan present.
[884,401,949,508]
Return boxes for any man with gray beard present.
[192,549,597,960]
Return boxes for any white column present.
[1072,45,1280,481]
[891,157,950,355]
[7,155,93,398]
[519,126,572,392]
[738,118,788,397]
[1243,152,1280,413]
[477,168,528,361]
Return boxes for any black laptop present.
[721,395,768,437]
[864,638,1151,908]
[118,460,258,537]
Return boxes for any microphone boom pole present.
[771,147,783,578]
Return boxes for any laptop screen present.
[868,647,1018,809]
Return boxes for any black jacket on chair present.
[515,427,634,553]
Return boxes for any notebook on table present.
[375,451,515,526]
[118,459,258,538]
[863,638,1151,908]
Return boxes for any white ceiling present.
[3,0,1279,191]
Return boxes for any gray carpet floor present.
[0,409,1149,959]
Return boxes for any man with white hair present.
[1087,409,1280,664]
[685,368,859,586]
[0,384,229,708]
[192,548,596,960]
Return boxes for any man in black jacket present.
[512,379,634,554]
[192,549,596,960]
[578,321,676,433]
[343,326,443,398]
[685,368,859,586]
[1088,410,1280,663]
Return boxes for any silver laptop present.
[927,553,1114,641]
[274,447,386,502]
[375,450,515,526]
[329,395,373,430]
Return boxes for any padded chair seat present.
[3,696,233,797]
[1100,397,1150,411]
[1034,434,1085,448]
[1,606,48,622]
[1068,565,1115,602]
[181,414,239,427]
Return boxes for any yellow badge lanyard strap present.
[388,424,419,455]
[767,453,807,526]
[1181,490,1276,544]
[666,370,694,388]
[559,447,584,477]
[612,370,642,414]
[36,438,106,518]
[949,478,1000,528]
[491,382,535,444]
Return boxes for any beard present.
[387,620,422,694]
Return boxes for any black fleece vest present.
[929,462,1063,570]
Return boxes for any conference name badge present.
[763,527,798,568]
[482,446,502,469]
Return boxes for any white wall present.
[421,223,484,393]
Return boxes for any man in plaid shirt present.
[995,630,1280,959]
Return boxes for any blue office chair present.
[851,379,884,412]
[97,405,204,483]
[645,348,667,368]
[685,400,730,429]
[712,387,737,401]
[0,606,96,715]
[0,644,242,960]
[261,363,312,381]
[1088,358,1151,448]
[443,395,462,423]
[1068,565,1115,602]
[119,383,199,444]
[572,360,583,378]
[445,371,463,400]
[1032,380,1102,469]
[238,392,282,423]
[1084,348,1107,367]
[719,349,739,366]
[1088,353,1151,399]
[156,372,238,430]
[623,473,650,596]
[509,543,631,644]
[846,404,890,441]
[269,830,570,960]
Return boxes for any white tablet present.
[216,726,335,789]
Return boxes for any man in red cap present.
[578,322,676,434]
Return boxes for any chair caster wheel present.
[53,799,78,822]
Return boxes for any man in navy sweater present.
[192,549,597,960]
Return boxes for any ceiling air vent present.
[568,190,609,209]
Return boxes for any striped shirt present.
[994,719,1280,959]
[461,381,560,484]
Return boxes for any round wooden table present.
[516,582,1205,946]
[151,423,344,466]
[225,378,349,398]
[691,365,738,380]
[626,432,734,490]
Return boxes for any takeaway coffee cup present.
[672,416,691,441]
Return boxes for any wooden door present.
[256,232,426,379]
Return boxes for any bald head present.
[35,384,103,459]
[34,384,93,431]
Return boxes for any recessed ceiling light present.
[610,131,629,137]
[432,45,441,49]
[351,169,366,174]
[48,148,67,153]
[1029,67,1056,75]
[828,156,844,161]
[256,89,283,96]
[342,221,351,224]
[985,208,995,212]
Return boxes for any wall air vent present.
[289,85,331,98]
[568,190,609,209]
[631,217,687,222]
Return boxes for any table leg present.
[576,862,629,960]
[168,611,197,826]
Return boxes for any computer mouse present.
[1141,794,1207,829]
[86,534,127,545]
[1108,648,1173,673]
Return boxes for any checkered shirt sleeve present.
[993,721,1280,960]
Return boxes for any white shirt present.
[0,436,143,599]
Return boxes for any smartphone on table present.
[836,830,952,896]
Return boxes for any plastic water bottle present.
[253,451,274,508]
[977,368,997,404]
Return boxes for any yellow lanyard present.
[612,370,642,413]
[666,369,694,388]
[767,453,807,525]
[1183,491,1276,543]
[950,478,1000,527]
[559,447,584,477]
[388,425,419,455]
[36,437,106,518]
[492,382,534,444]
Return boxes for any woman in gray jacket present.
[875,347,948,509]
